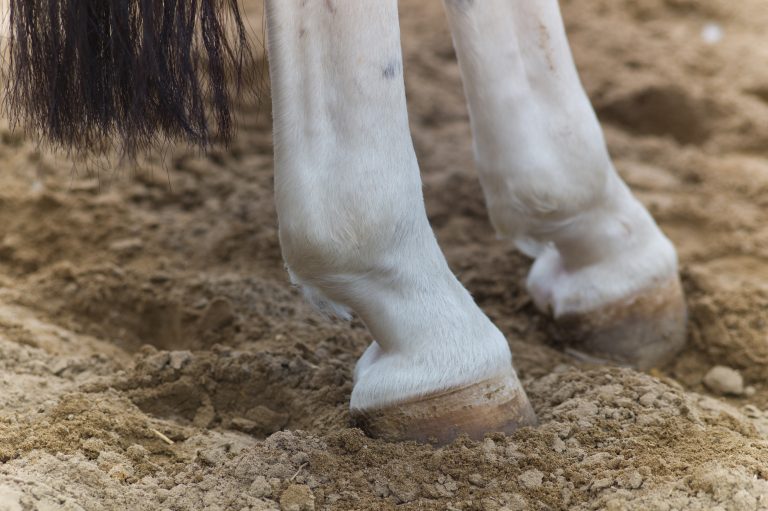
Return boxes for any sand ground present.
[2,0,768,509]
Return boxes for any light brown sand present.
[1,0,768,509]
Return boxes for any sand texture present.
[2,0,768,509]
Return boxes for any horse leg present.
[442,0,686,369]
[265,0,536,443]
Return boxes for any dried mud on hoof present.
[3,0,768,509]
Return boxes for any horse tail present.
[4,0,258,156]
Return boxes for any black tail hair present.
[4,0,257,156]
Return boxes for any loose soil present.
[1,0,768,509]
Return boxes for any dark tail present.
[4,0,257,156]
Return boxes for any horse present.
[4,0,687,444]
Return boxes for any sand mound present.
[1,0,768,509]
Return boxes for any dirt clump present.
[2,0,768,509]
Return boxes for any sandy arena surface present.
[2,0,768,509]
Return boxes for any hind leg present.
[442,0,686,369]
[265,0,536,443]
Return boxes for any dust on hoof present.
[555,276,687,371]
[350,374,537,445]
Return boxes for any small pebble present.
[109,237,143,254]
[701,22,723,45]
[249,476,272,498]
[703,366,744,396]
[468,473,486,487]
[518,469,543,489]
[169,350,192,370]
[638,392,656,407]
[592,477,613,491]
[50,358,71,376]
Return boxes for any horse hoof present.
[554,276,687,370]
[350,373,537,445]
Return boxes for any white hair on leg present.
[443,0,686,368]
[287,268,351,320]
[264,0,535,442]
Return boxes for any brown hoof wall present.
[555,276,687,370]
[351,374,537,445]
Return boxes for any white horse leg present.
[443,0,686,369]
[265,0,536,443]
[0,0,9,38]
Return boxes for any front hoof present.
[350,374,537,445]
[554,276,687,370]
